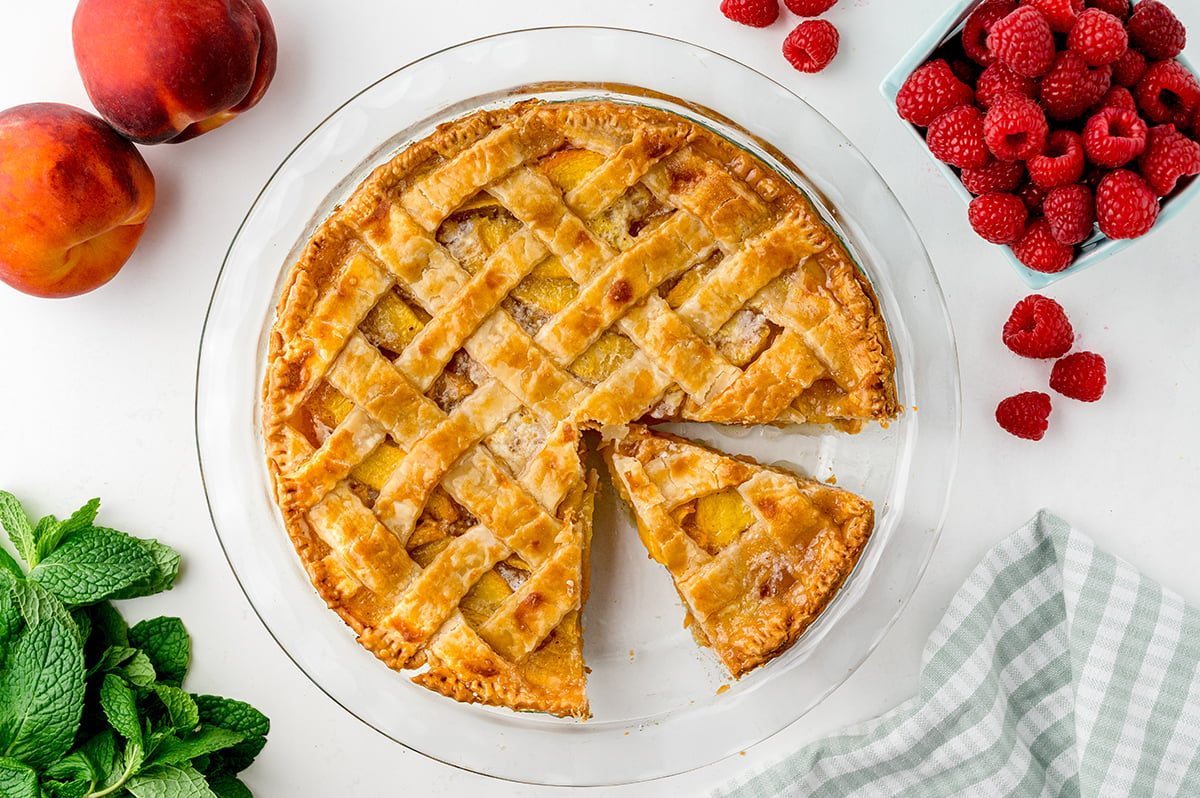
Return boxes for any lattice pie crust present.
[262,99,897,719]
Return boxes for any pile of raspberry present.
[720,0,843,74]
[996,294,1107,440]
[896,0,1200,274]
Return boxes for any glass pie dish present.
[196,26,960,786]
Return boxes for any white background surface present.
[1,1,1197,795]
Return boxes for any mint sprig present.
[0,491,268,797]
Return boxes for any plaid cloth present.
[717,511,1200,797]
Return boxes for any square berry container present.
[879,0,1200,288]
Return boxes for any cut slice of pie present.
[604,425,874,677]
[262,98,897,718]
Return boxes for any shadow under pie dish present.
[261,98,898,719]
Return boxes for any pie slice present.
[605,425,874,677]
[262,98,897,718]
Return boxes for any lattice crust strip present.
[604,425,874,678]
[263,99,898,718]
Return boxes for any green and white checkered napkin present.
[718,511,1200,797]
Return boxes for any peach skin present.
[73,0,278,144]
[0,103,155,299]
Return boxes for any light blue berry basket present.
[878,0,1200,288]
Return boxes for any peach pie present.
[262,99,897,719]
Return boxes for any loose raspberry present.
[1067,8,1128,66]
[1112,47,1148,88]
[1043,184,1096,244]
[961,157,1027,194]
[1138,123,1200,196]
[1050,351,1106,401]
[1041,50,1113,120]
[963,0,1019,65]
[1093,85,1138,114]
[1095,168,1159,238]
[1025,0,1085,32]
[985,93,1049,160]
[721,0,780,27]
[989,7,1057,77]
[1012,218,1074,271]
[1126,0,1187,61]
[784,0,838,16]
[969,192,1029,243]
[1027,130,1086,189]
[896,60,975,126]
[976,62,1040,109]
[1087,0,1129,18]
[996,391,1053,440]
[926,105,991,168]
[1083,106,1148,167]
[783,19,839,73]
[1135,60,1200,128]
[1003,293,1075,358]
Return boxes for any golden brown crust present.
[263,99,896,717]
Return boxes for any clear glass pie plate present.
[196,26,960,787]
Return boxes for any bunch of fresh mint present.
[0,491,269,798]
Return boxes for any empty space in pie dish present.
[196,27,958,786]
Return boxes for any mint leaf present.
[80,730,120,787]
[42,747,95,781]
[147,726,244,769]
[0,583,20,662]
[208,774,253,798]
[0,756,38,798]
[0,582,85,770]
[87,645,139,679]
[99,673,141,743]
[89,601,129,649]
[0,492,35,568]
[122,650,157,688]
[36,499,99,563]
[125,763,220,798]
[42,779,90,798]
[0,544,22,581]
[153,685,199,732]
[192,697,268,776]
[131,617,190,687]
[108,539,181,601]
[30,527,156,607]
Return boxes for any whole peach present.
[73,0,277,144]
[0,103,155,298]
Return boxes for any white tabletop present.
[2,1,1198,794]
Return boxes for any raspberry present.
[976,62,1039,109]
[896,60,975,126]
[1041,50,1113,120]
[1083,106,1148,167]
[984,93,1049,160]
[1135,60,1200,128]
[962,0,1019,65]
[721,0,780,27]
[1138,123,1200,196]
[1086,0,1129,19]
[1126,0,1187,61]
[1112,47,1148,87]
[1049,351,1106,401]
[1093,85,1138,114]
[1012,218,1074,271]
[1027,130,1086,189]
[926,105,991,168]
[1067,8,1128,66]
[989,7,1057,77]
[1017,178,1048,210]
[961,157,1027,194]
[1003,294,1075,358]
[782,19,839,73]
[1024,0,1084,32]
[968,192,1029,244]
[1095,168,1159,238]
[948,56,984,88]
[784,0,838,16]
[1043,184,1096,244]
[996,391,1053,440]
